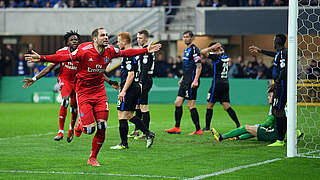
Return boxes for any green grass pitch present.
[0,103,319,179]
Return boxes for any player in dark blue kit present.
[200,42,240,132]
[165,31,203,135]
[128,30,155,139]
[249,34,287,146]
[110,32,155,149]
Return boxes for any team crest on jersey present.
[88,58,93,62]
[105,58,110,63]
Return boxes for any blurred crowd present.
[0,44,55,77]
[0,0,180,8]
[1,45,319,80]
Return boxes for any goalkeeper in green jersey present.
[212,84,302,142]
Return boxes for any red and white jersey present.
[40,41,148,95]
[55,47,78,84]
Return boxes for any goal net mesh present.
[297,1,320,158]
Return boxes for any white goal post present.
[287,0,298,158]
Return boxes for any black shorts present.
[272,81,287,117]
[177,83,199,100]
[207,82,230,103]
[117,83,140,111]
[138,78,153,105]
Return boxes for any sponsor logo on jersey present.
[88,58,93,62]
[87,64,104,73]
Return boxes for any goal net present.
[296,0,320,158]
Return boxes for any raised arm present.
[200,43,222,57]
[22,63,57,88]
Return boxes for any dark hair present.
[91,27,104,40]
[275,34,286,46]
[138,30,149,38]
[64,30,80,45]
[208,42,217,48]
[183,31,194,37]
[267,84,275,93]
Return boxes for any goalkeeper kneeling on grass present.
[211,84,303,143]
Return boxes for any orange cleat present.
[188,129,203,135]
[165,127,181,134]
[87,158,101,167]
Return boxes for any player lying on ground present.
[24,28,161,166]
[22,30,80,143]
[200,42,240,132]
[211,84,303,142]
[109,32,155,150]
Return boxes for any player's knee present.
[82,126,95,135]
[97,121,107,130]
[174,100,180,106]
[61,98,69,108]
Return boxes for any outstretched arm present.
[25,50,79,63]
[117,43,161,58]
[249,45,276,57]
[22,63,57,88]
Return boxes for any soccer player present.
[200,42,240,131]
[22,30,80,143]
[212,84,303,142]
[165,31,203,135]
[128,30,155,139]
[24,28,161,166]
[110,32,155,149]
[249,34,288,146]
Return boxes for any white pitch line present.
[185,158,283,180]
[0,132,56,141]
[0,125,131,141]
[0,170,181,179]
